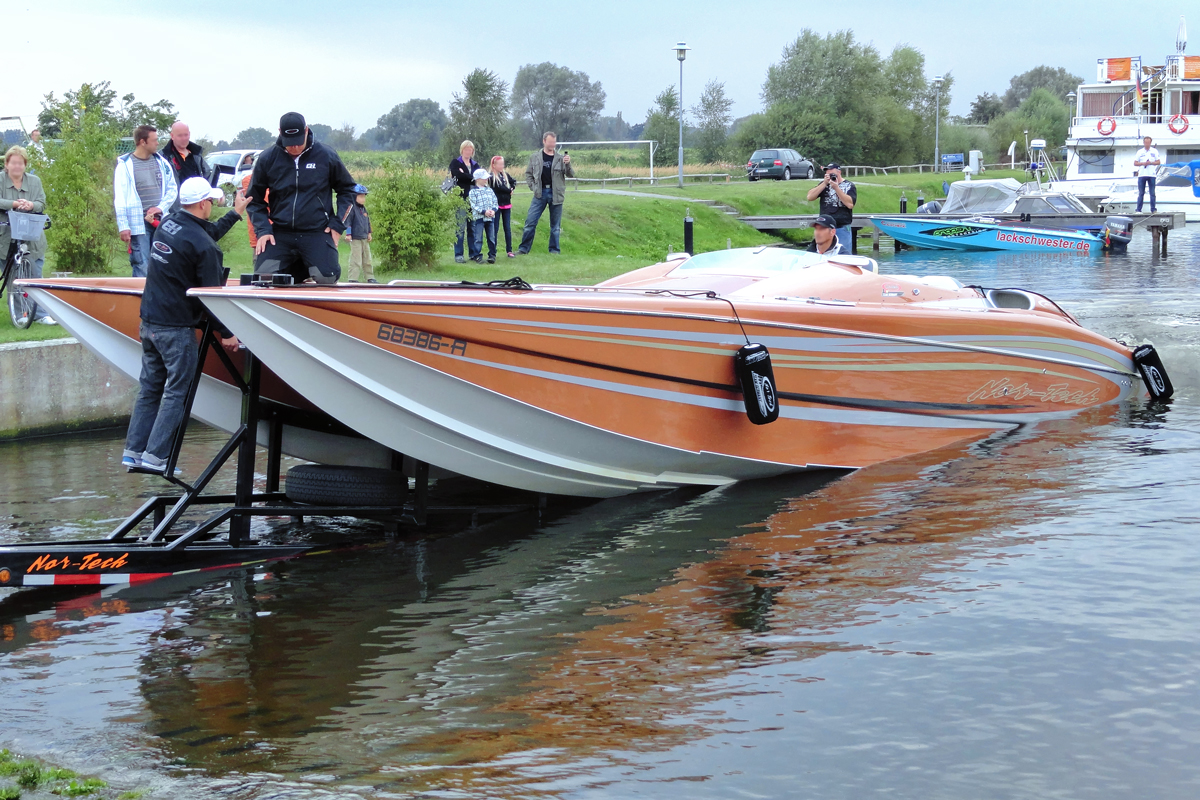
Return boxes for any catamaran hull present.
[22,282,396,469]
[871,217,1103,253]
[195,288,1135,498]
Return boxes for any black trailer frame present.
[0,323,534,590]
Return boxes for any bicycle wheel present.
[7,255,36,328]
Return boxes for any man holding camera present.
[518,131,574,255]
[805,162,857,252]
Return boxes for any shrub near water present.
[369,161,457,270]
[35,110,118,274]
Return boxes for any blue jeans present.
[124,322,199,465]
[834,226,852,252]
[471,218,496,260]
[1137,176,1156,212]
[496,207,513,254]
[518,189,563,254]
[453,206,469,259]
[129,232,152,278]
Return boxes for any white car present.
[207,149,260,201]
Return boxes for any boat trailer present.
[0,323,537,591]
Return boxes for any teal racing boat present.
[870,214,1132,253]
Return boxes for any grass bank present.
[0,748,142,799]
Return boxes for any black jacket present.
[160,140,210,185]
[247,130,356,238]
[342,202,371,238]
[449,156,479,200]
[488,171,516,206]
[142,210,239,335]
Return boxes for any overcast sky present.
[7,1,1190,142]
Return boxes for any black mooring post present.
[230,353,261,546]
[683,208,694,255]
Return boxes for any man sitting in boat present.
[805,214,845,255]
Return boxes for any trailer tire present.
[285,464,406,507]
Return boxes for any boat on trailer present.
[177,247,1162,497]
[868,214,1131,253]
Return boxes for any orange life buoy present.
[1097,117,1117,135]
[1169,114,1189,134]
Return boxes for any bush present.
[35,110,118,274]
[370,160,457,270]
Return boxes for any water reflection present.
[1,227,1198,798]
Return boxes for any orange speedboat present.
[178,248,1159,496]
[21,247,1162,497]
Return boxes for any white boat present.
[1050,22,1200,220]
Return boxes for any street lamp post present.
[933,75,943,172]
[674,42,690,188]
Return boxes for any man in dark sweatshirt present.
[123,177,243,473]
[247,112,357,284]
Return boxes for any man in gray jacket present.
[518,131,574,255]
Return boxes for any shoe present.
[487,258,496,264]
[37,316,57,325]
[122,455,141,469]
[507,252,516,258]
[455,256,465,263]
[517,250,528,255]
[138,461,182,476]
[15,315,28,327]
[471,257,483,263]
[367,279,378,283]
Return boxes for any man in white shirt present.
[1134,136,1160,213]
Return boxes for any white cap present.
[472,168,489,180]
[179,177,224,205]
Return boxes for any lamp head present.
[674,42,690,61]
[932,74,943,89]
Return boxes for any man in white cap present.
[122,176,242,474]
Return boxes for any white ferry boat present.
[1051,22,1200,220]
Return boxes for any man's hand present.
[145,207,162,222]
[562,154,571,165]
[233,190,250,216]
[326,227,340,246]
[220,335,240,355]
[119,229,132,243]
[255,234,275,255]
[367,233,372,242]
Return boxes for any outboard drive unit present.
[735,343,779,424]
[1131,344,1173,401]
[1102,215,1133,252]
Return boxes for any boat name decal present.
[27,552,130,573]
[377,324,467,355]
[877,221,906,229]
[925,225,983,238]
[967,379,1100,406]
[995,231,1091,252]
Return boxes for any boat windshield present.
[676,248,829,275]
[1156,163,1194,187]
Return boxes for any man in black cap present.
[805,214,845,256]
[246,112,357,284]
[805,162,857,252]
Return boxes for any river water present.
[2,227,1199,799]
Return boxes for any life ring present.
[1097,117,1117,135]
[1169,114,1189,135]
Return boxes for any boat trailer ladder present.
[0,323,532,591]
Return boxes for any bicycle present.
[1,211,51,329]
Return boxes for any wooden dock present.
[738,211,1187,257]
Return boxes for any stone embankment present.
[0,339,135,439]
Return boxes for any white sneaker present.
[37,316,57,325]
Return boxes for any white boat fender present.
[735,343,779,424]
[1131,345,1173,401]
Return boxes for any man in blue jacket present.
[247,112,357,284]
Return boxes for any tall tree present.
[439,69,514,164]
[969,92,1004,123]
[326,124,358,151]
[642,86,681,167]
[37,81,175,138]
[231,127,275,148]
[594,112,631,141]
[691,80,733,163]
[374,99,448,151]
[1002,66,1084,109]
[510,62,606,145]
